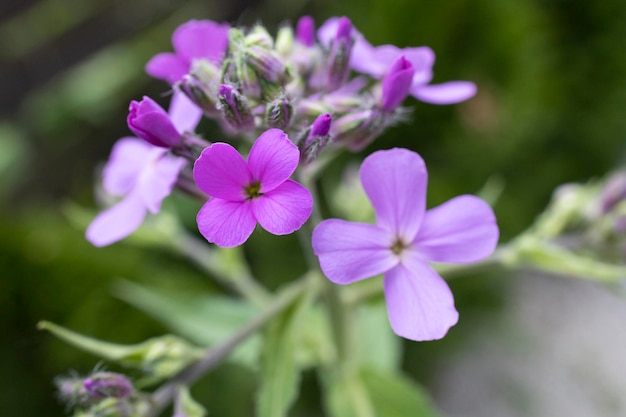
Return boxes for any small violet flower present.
[312,148,499,341]
[318,17,476,105]
[146,19,230,84]
[193,129,313,247]
[86,93,201,247]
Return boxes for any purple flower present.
[318,17,476,105]
[83,372,133,399]
[86,93,201,247]
[146,19,230,84]
[312,148,499,341]
[193,129,313,247]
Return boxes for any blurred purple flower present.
[193,129,313,247]
[86,93,201,247]
[146,19,230,84]
[312,148,499,341]
[318,17,476,105]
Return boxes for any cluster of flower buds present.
[55,371,138,416]
[145,16,475,153]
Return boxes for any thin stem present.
[146,277,309,417]
[174,232,271,308]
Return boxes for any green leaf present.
[113,280,260,366]
[38,321,203,384]
[177,386,207,417]
[360,367,445,417]
[256,280,316,417]
[354,302,401,371]
[323,370,376,417]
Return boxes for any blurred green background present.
[1,0,626,416]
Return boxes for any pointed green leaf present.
[38,321,203,383]
[113,280,260,366]
[354,302,401,371]
[323,370,376,417]
[177,386,207,417]
[256,280,316,417]
[360,367,445,417]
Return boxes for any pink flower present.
[312,148,499,341]
[146,19,230,84]
[86,93,201,247]
[193,129,313,247]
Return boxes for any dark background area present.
[1,0,625,415]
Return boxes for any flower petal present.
[411,81,477,105]
[312,219,398,284]
[360,148,427,242]
[138,153,186,214]
[168,91,202,133]
[145,53,188,84]
[384,255,458,341]
[173,19,229,64]
[86,192,147,247]
[414,195,499,263]
[196,199,257,247]
[102,138,154,196]
[251,180,312,235]
[193,143,252,201]
[248,129,299,193]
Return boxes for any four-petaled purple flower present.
[193,129,313,247]
[312,148,499,341]
[146,19,230,84]
[86,93,201,247]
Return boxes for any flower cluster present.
[86,15,497,344]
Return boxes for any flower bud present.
[217,84,255,131]
[83,372,133,399]
[177,75,218,116]
[265,96,293,129]
[127,96,182,148]
[325,17,354,91]
[221,57,262,99]
[275,26,294,56]
[381,56,415,111]
[600,171,626,215]
[301,113,332,163]
[244,25,274,49]
[331,109,386,151]
[296,16,315,47]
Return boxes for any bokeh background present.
[1,0,626,416]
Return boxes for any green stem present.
[296,166,353,364]
[146,277,309,417]
[174,232,271,308]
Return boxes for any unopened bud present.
[296,16,315,47]
[83,372,133,399]
[301,113,333,163]
[600,171,626,215]
[245,25,274,49]
[325,17,354,91]
[265,96,293,129]
[217,84,255,131]
[177,75,218,116]
[381,56,415,111]
[275,26,294,56]
[332,109,386,151]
